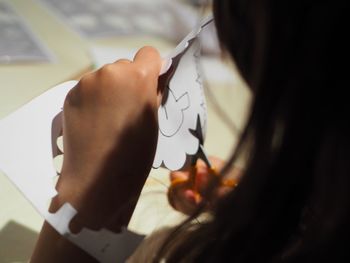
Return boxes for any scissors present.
[188,145,216,202]
[168,144,214,203]
[170,143,238,205]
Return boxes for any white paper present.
[46,203,145,263]
[90,41,207,171]
[153,39,207,170]
[0,81,144,262]
[0,81,74,215]
[0,16,213,262]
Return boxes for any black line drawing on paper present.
[158,87,190,137]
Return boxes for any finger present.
[132,46,162,78]
[170,170,189,182]
[207,156,225,169]
[168,184,199,215]
[195,157,225,172]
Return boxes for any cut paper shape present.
[158,88,190,137]
[0,16,213,262]
[0,81,144,262]
[153,39,207,170]
[0,81,75,216]
[46,203,145,263]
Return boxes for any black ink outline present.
[159,87,190,138]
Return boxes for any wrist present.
[51,168,148,233]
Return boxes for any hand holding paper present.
[54,46,162,232]
[0,16,213,262]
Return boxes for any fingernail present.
[159,59,172,75]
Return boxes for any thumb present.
[132,46,162,78]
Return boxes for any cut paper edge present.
[0,80,145,262]
[45,203,145,263]
[153,38,207,171]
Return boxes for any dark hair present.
[157,0,349,262]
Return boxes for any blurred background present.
[0,0,250,262]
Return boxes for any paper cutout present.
[153,39,207,170]
[46,203,145,263]
[0,80,145,262]
[158,89,190,137]
[0,81,74,215]
[0,16,213,262]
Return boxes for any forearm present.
[31,221,97,263]
[31,168,148,262]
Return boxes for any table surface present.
[0,0,251,261]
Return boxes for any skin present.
[168,157,243,215]
[30,46,242,261]
[31,46,162,262]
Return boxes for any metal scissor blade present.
[198,144,212,168]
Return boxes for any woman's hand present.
[31,46,162,262]
[52,46,162,232]
[168,156,243,215]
